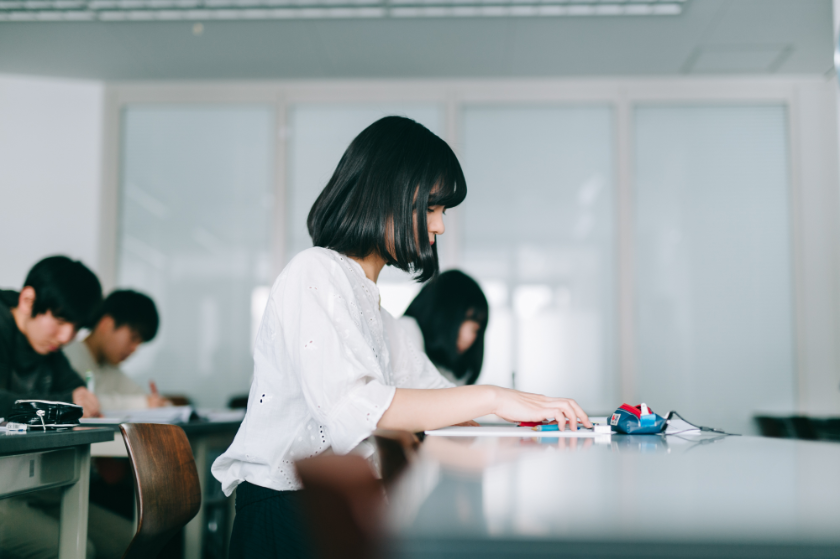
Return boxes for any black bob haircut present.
[404,270,488,385]
[95,290,160,342]
[307,116,467,282]
[24,256,102,329]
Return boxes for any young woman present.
[212,116,591,558]
[402,270,488,386]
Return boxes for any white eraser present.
[593,424,612,434]
[4,422,29,435]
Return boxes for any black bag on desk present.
[7,399,83,429]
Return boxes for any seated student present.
[0,255,102,418]
[211,116,591,559]
[64,289,169,410]
[0,256,134,559]
[402,270,488,386]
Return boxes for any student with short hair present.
[402,269,489,386]
[212,116,591,558]
[64,289,169,410]
[0,255,102,418]
[0,256,134,559]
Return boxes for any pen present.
[532,424,562,431]
[532,423,596,431]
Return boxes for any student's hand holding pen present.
[492,387,591,430]
[146,380,172,408]
[72,386,102,418]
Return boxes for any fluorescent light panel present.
[0,0,685,19]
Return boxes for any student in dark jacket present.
[0,256,135,559]
[0,255,103,418]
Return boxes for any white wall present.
[0,74,103,289]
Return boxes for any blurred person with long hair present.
[402,270,488,386]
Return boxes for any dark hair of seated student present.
[25,255,103,328]
[404,270,489,385]
[307,115,466,283]
[93,289,160,343]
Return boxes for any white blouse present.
[398,316,469,387]
[211,247,454,495]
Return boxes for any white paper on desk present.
[196,409,246,422]
[79,417,123,424]
[425,425,606,438]
[664,414,702,435]
[80,405,194,424]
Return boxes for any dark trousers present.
[229,482,313,559]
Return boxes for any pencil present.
[532,424,561,431]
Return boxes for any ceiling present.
[0,0,833,80]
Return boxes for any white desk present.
[387,432,840,558]
[0,427,115,559]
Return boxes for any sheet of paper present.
[425,425,608,438]
[196,409,246,422]
[78,417,123,424]
[80,405,194,425]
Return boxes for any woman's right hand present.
[491,387,592,429]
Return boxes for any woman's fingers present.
[558,405,579,431]
[495,390,593,427]
[547,398,591,430]
[570,400,592,428]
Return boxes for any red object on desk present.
[518,420,560,427]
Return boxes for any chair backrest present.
[120,423,202,559]
[373,429,420,486]
[295,454,384,559]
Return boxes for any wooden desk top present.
[387,432,840,558]
[0,426,114,456]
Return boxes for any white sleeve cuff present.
[326,381,397,455]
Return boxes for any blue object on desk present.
[610,403,666,434]
[533,424,561,431]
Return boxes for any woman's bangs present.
[428,172,466,208]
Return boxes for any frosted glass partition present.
[118,105,274,408]
[634,106,795,434]
[287,104,443,315]
[461,106,616,412]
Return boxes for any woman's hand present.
[378,385,591,433]
[491,387,592,430]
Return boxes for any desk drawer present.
[0,449,79,499]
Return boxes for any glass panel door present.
[118,105,275,408]
[634,105,795,434]
[461,106,616,412]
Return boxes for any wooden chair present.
[373,429,420,486]
[120,423,202,559]
[295,454,385,559]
